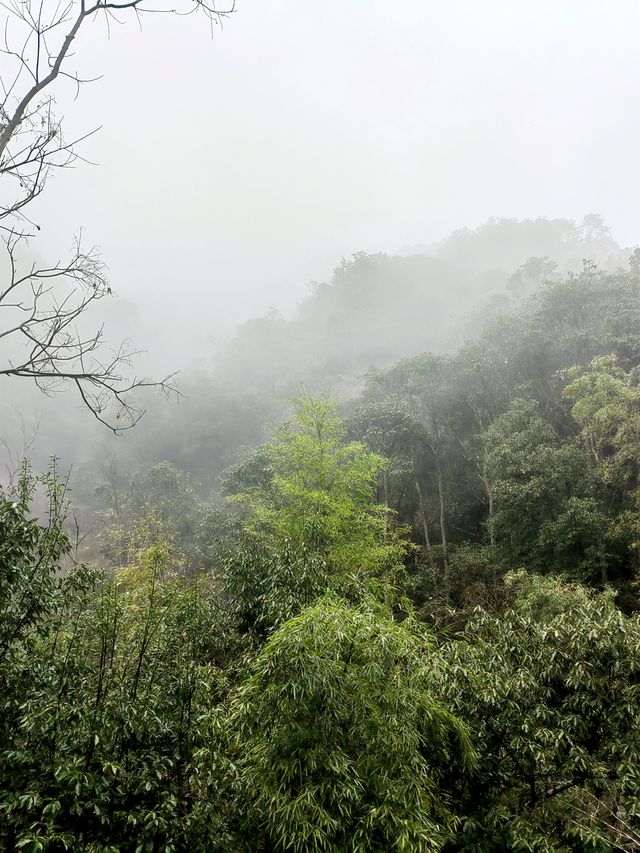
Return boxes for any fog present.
[3,0,640,489]
[5,4,640,843]
[24,0,640,374]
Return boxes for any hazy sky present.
[30,0,640,371]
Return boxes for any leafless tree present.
[0,0,235,431]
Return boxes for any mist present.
[15,0,640,375]
[4,3,640,847]
[2,0,639,476]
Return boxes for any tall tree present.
[229,395,407,579]
[434,572,640,850]
[230,596,475,852]
[366,355,459,584]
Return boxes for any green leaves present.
[483,399,615,579]
[230,395,408,582]
[0,470,236,851]
[223,537,328,634]
[5,345,640,852]
[0,461,73,664]
[564,356,640,495]
[229,596,475,851]
[433,573,640,849]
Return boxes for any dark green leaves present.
[230,596,475,852]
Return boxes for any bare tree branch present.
[569,789,640,851]
[0,0,234,431]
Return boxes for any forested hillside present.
[1,0,640,846]
[2,241,640,850]
[35,214,630,504]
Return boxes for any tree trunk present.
[599,543,608,584]
[415,479,431,549]
[435,456,449,601]
[480,466,495,547]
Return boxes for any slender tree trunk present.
[379,469,391,536]
[435,455,449,601]
[586,433,600,463]
[480,466,495,547]
[435,460,448,562]
[599,543,608,584]
[415,479,431,549]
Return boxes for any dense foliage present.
[435,573,640,851]
[3,236,640,850]
[230,597,474,852]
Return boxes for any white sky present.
[27,0,640,371]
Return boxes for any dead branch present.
[0,0,233,430]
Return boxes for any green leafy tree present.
[434,573,640,851]
[345,399,429,540]
[229,596,475,852]
[365,355,461,577]
[2,542,236,851]
[96,461,236,571]
[564,355,640,474]
[222,538,328,635]
[507,256,559,295]
[0,468,237,851]
[230,395,407,579]
[0,463,97,775]
[1,462,75,668]
[483,399,612,579]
